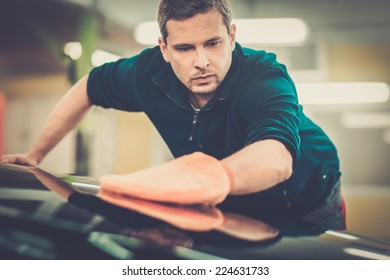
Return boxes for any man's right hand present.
[1,153,39,166]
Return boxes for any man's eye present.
[205,41,220,47]
[176,46,192,52]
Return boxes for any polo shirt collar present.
[151,63,190,109]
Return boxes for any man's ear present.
[158,37,170,63]
[230,24,236,51]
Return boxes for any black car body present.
[0,162,389,260]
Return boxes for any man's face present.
[159,9,236,96]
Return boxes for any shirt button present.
[322,174,327,179]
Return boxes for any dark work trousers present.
[300,180,346,231]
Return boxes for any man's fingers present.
[1,154,36,166]
[1,154,14,163]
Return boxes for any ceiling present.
[62,0,390,45]
[1,0,390,73]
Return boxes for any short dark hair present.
[157,0,232,44]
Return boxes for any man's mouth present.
[192,74,214,83]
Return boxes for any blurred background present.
[0,0,389,239]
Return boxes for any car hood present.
[0,163,389,260]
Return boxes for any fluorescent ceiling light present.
[297,82,390,105]
[64,42,82,60]
[233,18,308,45]
[344,248,390,260]
[91,49,121,67]
[134,18,308,46]
[325,230,359,240]
[341,112,390,129]
[134,21,160,46]
[70,182,100,190]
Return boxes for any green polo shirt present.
[87,43,340,217]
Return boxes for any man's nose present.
[194,48,210,68]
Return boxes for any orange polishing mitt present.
[99,152,232,205]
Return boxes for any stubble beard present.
[188,77,220,96]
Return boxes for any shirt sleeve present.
[87,55,142,112]
[239,68,301,169]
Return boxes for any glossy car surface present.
[0,162,389,260]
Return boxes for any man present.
[1,0,344,229]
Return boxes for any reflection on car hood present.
[0,163,389,260]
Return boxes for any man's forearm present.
[221,139,293,195]
[27,75,93,163]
